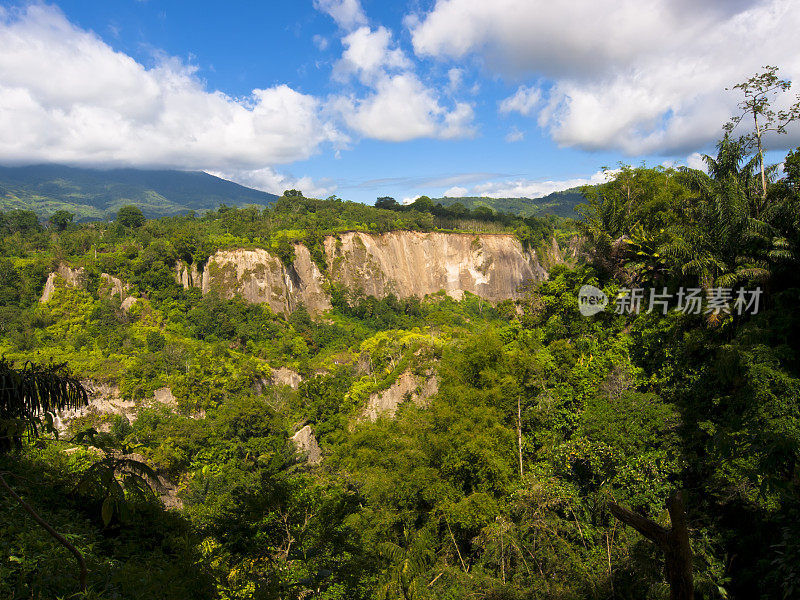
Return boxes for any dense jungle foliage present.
[1,137,800,600]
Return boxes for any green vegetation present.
[0,164,279,220]
[433,186,589,218]
[2,70,800,600]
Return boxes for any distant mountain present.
[0,164,279,220]
[433,186,589,218]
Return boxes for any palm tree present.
[0,358,89,591]
[663,136,771,289]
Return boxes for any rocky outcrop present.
[174,262,202,289]
[174,231,559,315]
[55,384,190,432]
[54,382,136,431]
[291,425,322,464]
[326,231,546,302]
[254,367,303,394]
[99,273,129,299]
[40,264,86,303]
[177,245,331,315]
[271,367,302,390]
[364,370,439,421]
[99,272,138,310]
[153,387,178,408]
[40,265,139,310]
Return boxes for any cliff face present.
[175,231,562,314]
[325,231,546,303]
[40,264,86,303]
[178,245,330,314]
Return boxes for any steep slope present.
[175,231,565,314]
[0,164,279,219]
[325,231,547,302]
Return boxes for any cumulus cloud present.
[211,167,337,199]
[499,85,540,116]
[685,152,707,171]
[335,26,410,83]
[312,0,476,144]
[410,0,800,154]
[313,0,367,30]
[0,4,343,174]
[327,21,475,141]
[333,73,474,141]
[443,186,468,197]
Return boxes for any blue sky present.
[1,0,798,204]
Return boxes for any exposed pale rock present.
[326,231,547,302]
[364,370,439,421]
[54,381,136,432]
[55,383,185,432]
[199,245,330,315]
[291,425,322,464]
[174,262,203,289]
[271,367,302,390]
[253,368,302,394]
[159,476,184,510]
[173,232,570,315]
[99,273,129,299]
[120,296,137,311]
[39,264,86,303]
[153,387,178,408]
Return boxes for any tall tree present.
[116,204,146,228]
[725,66,800,205]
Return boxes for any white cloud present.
[465,170,611,198]
[499,85,540,116]
[505,127,524,142]
[312,34,329,51]
[410,0,800,154]
[440,102,476,139]
[211,167,337,198]
[335,26,410,83]
[447,67,464,92]
[0,5,343,170]
[686,152,707,171]
[333,65,474,141]
[443,186,468,197]
[313,0,367,30]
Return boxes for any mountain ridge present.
[0,164,279,220]
[431,186,588,217]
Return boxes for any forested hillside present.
[2,146,800,599]
[0,164,280,220]
[434,186,588,217]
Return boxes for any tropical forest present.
[1,3,800,600]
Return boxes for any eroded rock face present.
[99,273,129,299]
[364,370,439,421]
[253,367,303,394]
[195,245,331,315]
[291,425,322,464]
[153,387,178,408]
[174,262,203,289]
[40,264,86,303]
[271,367,302,390]
[54,382,136,432]
[40,266,141,311]
[174,232,555,315]
[325,231,546,302]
